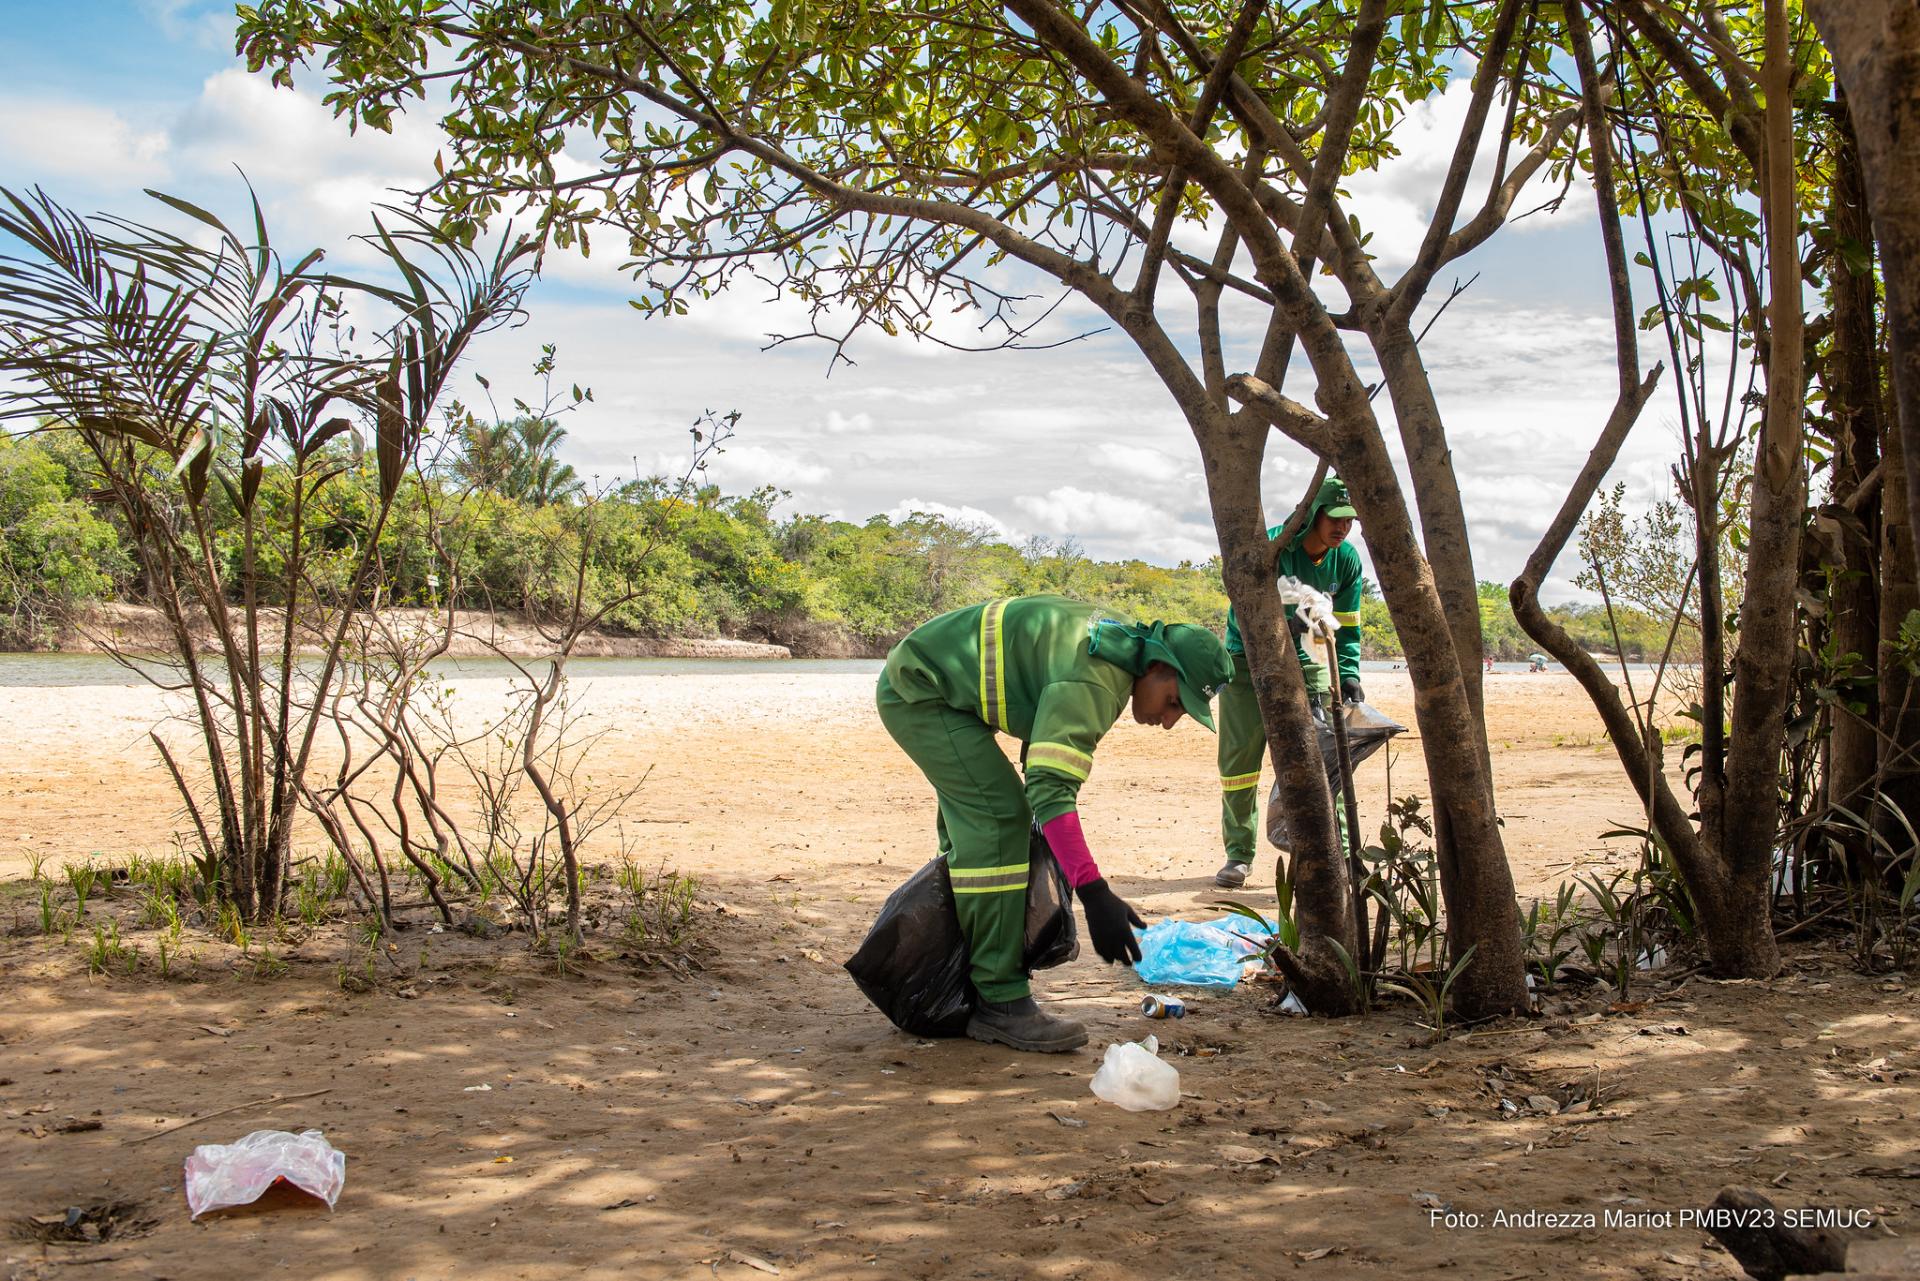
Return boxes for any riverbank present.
[42,603,795,661]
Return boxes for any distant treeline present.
[0,431,1689,661]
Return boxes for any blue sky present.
[1,2,1692,599]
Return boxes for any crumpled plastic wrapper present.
[1277,576,1338,640]
[1089,1036,1181,1112]
[184,1128,346,1219]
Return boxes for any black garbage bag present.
[844,827,1079,1037]
[1266,699,1406,850]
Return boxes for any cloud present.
[700,442,832,490]
[883,499,1017,539]
[0,98,171,186]
[137,0,239,51]
[1014,486,1218,564]
[1095,442,1191,483]
[824,410,874,435]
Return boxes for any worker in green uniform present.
[1214,476,1365,890]
[878,595,1233,1053]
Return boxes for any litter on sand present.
[1133,916,1273,989]
[1089,1036,1181,1111]
[183,1128,346,1219]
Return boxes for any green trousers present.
[1217,651,1346,864]
[876,674,1033,1002]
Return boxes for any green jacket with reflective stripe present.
[881,595,1134,824]
[1223,532,1364,683]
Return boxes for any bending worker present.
[878,594,1233,1053]
[1214,476,1365,890]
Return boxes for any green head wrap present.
[1088,617,1234,731]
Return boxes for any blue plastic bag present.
[1133,916,1271,989]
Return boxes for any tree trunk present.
[1879,391,1920,850]
[1200,414,1363,1014]
[1321,422,1528,1018]
[1371,324,1489,728]
[1228,371,1530,1019]
[1809,0,1920,568]
[1704,0,1803,981]
[1824,93,1884,842]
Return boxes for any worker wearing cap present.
[1214,476,1365,889]
[878,595,1233,1052]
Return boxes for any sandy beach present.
[0,665,1666,889]
[2,665,1913,1280]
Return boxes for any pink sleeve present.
[1040,811,1101,888]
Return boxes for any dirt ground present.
[2,668,1916,1280]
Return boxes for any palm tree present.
[454,415,580,505]
[512,417,580,505]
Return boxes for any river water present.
[0,652,1675,689]
[0,653,886,688]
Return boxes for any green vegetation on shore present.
[0,429,1683,660]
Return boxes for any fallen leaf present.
[1047,1111,1086,1129]
[492,1156,513,1164]
[727,1248,781,1274]
[1138,1187,1178,1206]
[463,1084,493,1093]
[1217,1145,1282,1166]
[196,1025,234,1038]
[52,1118,102,1134]
[602,1198,641,1210]
[1295,1246,1344,1261]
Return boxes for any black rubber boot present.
[1214,860,1250,889]
[965,996,1087,1053]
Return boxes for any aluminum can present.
[1140,995,1185,1019]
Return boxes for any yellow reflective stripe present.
[1028,741,1093,781]
[1332,611,1361,627]
[953,880,1029,895]
[979,598,1010,730]
[1221,771,1261,792]
[949,862,1030,878]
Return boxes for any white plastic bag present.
[1089,1035,1181,1111]
[1276,577,1337,641]
[183,1128,346,1219]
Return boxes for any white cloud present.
[1013,486,1218,564]
[825,410,874,435]
[0,98,171,185]
[1325,76,1592,275]
[883,499,1016,539]
[138,0,237,50]
[1095,441,1190,483]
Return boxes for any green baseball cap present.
[1149,623,1234,732]
[1316,476,1358,521]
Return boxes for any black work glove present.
[1286,611,1310,639]
[1341,676,1365,705]
[1077,878,1145,965]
